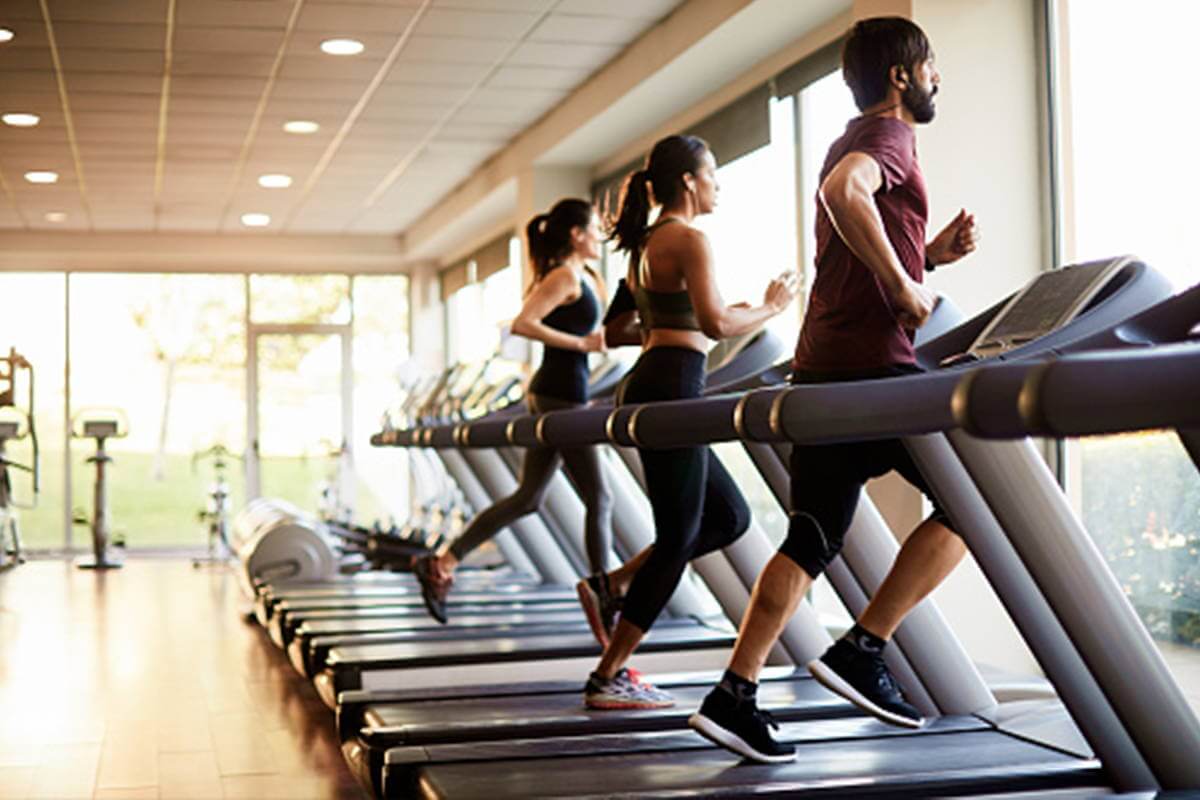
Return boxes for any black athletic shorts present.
[778,363,955,578]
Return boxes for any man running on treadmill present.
[689,16,979,763]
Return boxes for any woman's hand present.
[763,270,800,314]
[579,330,607,353]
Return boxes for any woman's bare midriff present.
[644,328,709,354]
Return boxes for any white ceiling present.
[0,0,683,235]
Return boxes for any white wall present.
[909,0,1047,676]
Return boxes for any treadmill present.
[252,360,586,647]
[267,361,642,672]
[311,334,789,711]
[363,258,1191,797]
[335,298,978,795]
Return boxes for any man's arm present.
[819,152,934,328]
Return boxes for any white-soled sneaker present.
[584,668,675,710]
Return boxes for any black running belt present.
[320,624,735,699]
[392,721,1102,799]
[270,599,584,649]
[294,615,701,679]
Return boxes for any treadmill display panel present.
[967,256,1130,356]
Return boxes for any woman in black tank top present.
[415,199,648,643]
[582,135,797,710]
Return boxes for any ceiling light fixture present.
[24,171,58,184]
[258,174,293,189]
[241,212,271,228]
[0,28,14,43]
[320,38,364,56]
[283,120,319,134]
[2,113,40,127]
[44,211,67,223]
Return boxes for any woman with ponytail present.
[415,199,647,641]
[582,135,799,709]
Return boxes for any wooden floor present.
[0,559,366,799]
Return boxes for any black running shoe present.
[413,555,450,624]
[808,639,923,728]
[576,573,622,646]
[688,687,795,764]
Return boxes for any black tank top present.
[528,271,600,403]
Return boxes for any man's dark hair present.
[842,17,933,111]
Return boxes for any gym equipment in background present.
[0,348,38,569]
[72,410,128,570]
[192,443,239,567]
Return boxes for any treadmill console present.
[956,256,1132,361]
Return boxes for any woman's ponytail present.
[610,169,652,259]
[525,213,552,277]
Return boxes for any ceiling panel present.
[0,0,41,23]
[434,0,549,12]
[173,52,280,77]
[487,64,588,90]
[507,39,619,68]
[415,8,541,39]
[554,0,681,18]
[400,35,513,64]
[0,0,684,233]
[38,1,169,25]
[531,13,647,44]
[0,47,55,71]
[173,26,288,53]
[175,1,296,30]
[278,53,386,81]
[295,3,420,34]
[66,72,165,94]
[387,58,493,87]
[52,22,167,50]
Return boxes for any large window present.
[6,271,409,554]
[69,274,246,550]
[693,96,801,346]
[0,274,66,551]
[1058,0,1200,703]
[446,240,522,366]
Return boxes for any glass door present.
[248,327,353,518]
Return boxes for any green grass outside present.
[13,449,383,551]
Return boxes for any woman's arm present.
[675,228,795,340]
[511,268,605,352]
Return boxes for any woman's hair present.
[526,198,594,279]
[842,17,932,111]
[609,134,710,262]
[524,197,604,298]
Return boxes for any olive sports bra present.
[632,218,701,331]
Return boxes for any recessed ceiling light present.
[2,113,40,127]
[283,120,319,134]
[24,171,58,184]
[0,29,14,44]
[241,213,271,228]
[258,173,293,189]
[44,211,67,223]
[320,38,364,56]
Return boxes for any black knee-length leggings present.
[619,347,751,632]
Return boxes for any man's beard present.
[902,83,937,123]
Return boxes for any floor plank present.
[0,560,367,799]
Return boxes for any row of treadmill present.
[236,254,1200,799]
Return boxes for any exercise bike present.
[0,348,38,569]
[72,410,128,570]
[192,444,239,567]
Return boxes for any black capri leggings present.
[448,392,613,573]
[619,347,752,632]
